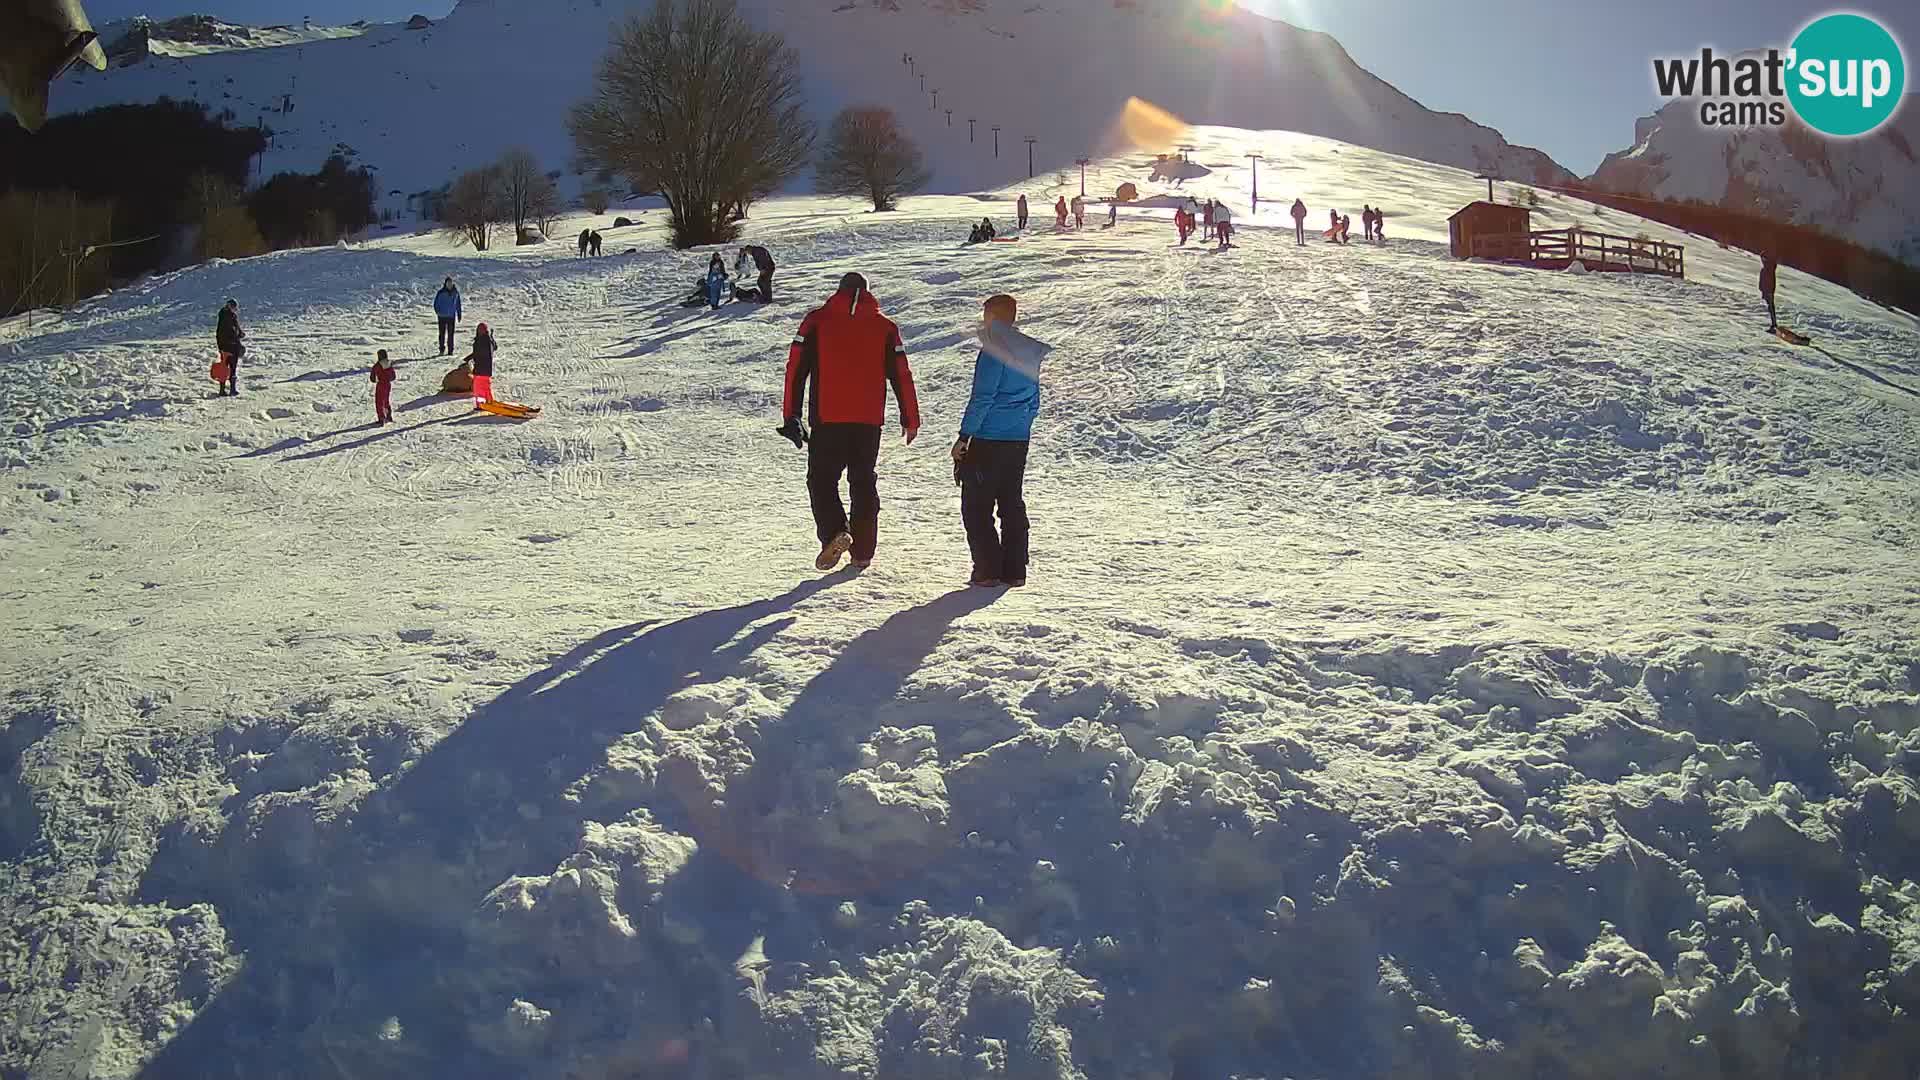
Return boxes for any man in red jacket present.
[781,273,921,571]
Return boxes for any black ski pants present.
[807,423,883,560]
[757,268,774,303]
[438,316,457,355]
[959,438,1029,581]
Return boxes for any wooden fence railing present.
[1473,228,1684,278]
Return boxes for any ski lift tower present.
[1474,174,1497,201]
[1246,152,1264,213]
[1178,144,1195,164]
[1075,158,1089,196]
[1025,136,1037,178]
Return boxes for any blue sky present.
[85,0,1916,174]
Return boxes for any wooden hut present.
[1447,201,1531,259]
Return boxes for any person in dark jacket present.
[1760,253,1779,330]
[736,244,775,302]
[461,323,497,404]
[954,293,1048,588]
[578,229,591,256]
[589,230,603,256]
[1290,198,1308,245]
[433,277,462,356]
[780,272,920,571]
[215,298,244,395]
[370,349,396,424]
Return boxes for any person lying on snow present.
[441,358,473,395]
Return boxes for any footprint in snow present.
[523,534,564,545]
[921,271,964,285]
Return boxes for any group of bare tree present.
[442,149,562,251]
[568,0,932,248]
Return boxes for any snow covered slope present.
[45,0,1572,202]
[97,14,372,65]
[1589,99,1920,265]
[5,125,1920,1079]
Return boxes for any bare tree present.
[443,165,508,251]
[498,148,561,239]
[816,106,930,211]
[568,0,813,248]
[583,188,612,215]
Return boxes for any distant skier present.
[370,348,396,425]
[1202,199,1215,236]
[703,252,730,310]
[1290,198,1307,245]
[779,272,921,571]
[1760,253,1779,330]
[1373,215,1387,244]
[1016,194,1029,231]
[215,298,244,396]
[1339,214,1352,245]
[1105,202,1117,229]
[578,229,591,256]
[1070,195,1085,230]
[736,243,776,302]
[955,293,1049,588]
[589,231,603,256]
[1360,205,1374,241]
[1054,196,1068,230]
[461,322,497,405]
[433,276,462,356]
[1214,201,1233,248]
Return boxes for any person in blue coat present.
[952,293,1050,588]
[703,253,729,310]
[433,277,463,356]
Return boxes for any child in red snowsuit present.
[371,348,396,424]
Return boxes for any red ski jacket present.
[370,363,395,386]
[784,288,920,429]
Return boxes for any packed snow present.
[5,126,1920,1079]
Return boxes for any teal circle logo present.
[1787,13,1906,136]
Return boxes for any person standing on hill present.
[737,244,776,302]
[1053,196,1069,231]
[779,272,921,572]
[434,276,462,356]
[589,231,603,256]
[1070,195,1085,230]
[1760,253,1780,331]
[1290,198,1308,245]
[462,322,497,405]
[370,349,396,425]
[954,293,1049,589]
[1202,199,1215,237]
[215,298,244,396]
[1214,201,1234,248]
[578,229,591,256]
[1016,193,1029,231]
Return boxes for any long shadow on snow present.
[134,575,852,1079]
[277,356,437,384]
[1809,342,1920,400]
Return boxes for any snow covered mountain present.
[96,14,373,65]
[5,124,1920,1080]
[43,0,1573,203]
[1588,98,1920,265]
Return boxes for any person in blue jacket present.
[703,253,730,310]
[952,293,1050,588]
[433,277,463,356]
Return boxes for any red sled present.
[210,359,231,383]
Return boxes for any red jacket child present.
[371,349,396,424]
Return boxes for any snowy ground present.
[4,130,1920,1080]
